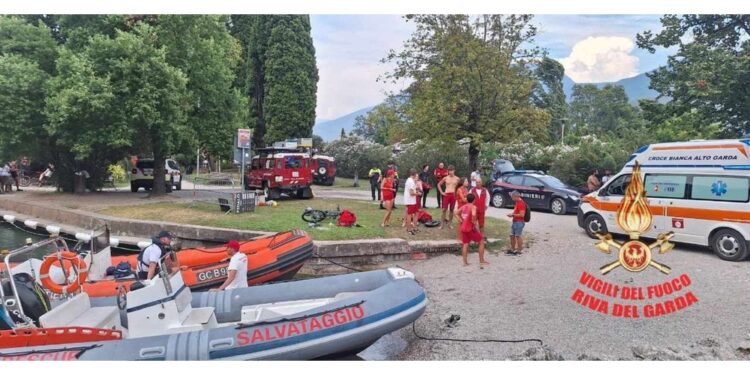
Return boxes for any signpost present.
[237,129,252,190]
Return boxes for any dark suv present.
[489,172,583,215]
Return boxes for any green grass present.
[98,198,510,242]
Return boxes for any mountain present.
[563,72,658,104]
[314,105,375,141]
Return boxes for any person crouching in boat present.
[212,240,248,291]
[137,230,174,280]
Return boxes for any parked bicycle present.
[301,206,341,224]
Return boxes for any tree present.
[155,15,248,163]
[0,16,57,160]
[340,128,347,139]
[532,57,568,143]
[383,15,550,170]
[230,15,318,147]
[569,84,639,136]
[352,96,407,145]
[46,25,190,194]
[637,15,750,135]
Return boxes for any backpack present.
[417,210,433,223]
[524,205,531,223]
[113,261,133,279]
[337,210,357,227]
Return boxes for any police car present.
[489,170,583,215]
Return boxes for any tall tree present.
[155,15,247,162]
[637,15,750,136]
[230,15,318,147]
[0,16,57,160]
[569,84,638,136]
[46,25,190,194]
[532,57,568,143]
[383,15,550,169]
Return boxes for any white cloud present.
[558,36,640,83]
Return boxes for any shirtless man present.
[437,165,461,229]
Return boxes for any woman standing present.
[380,170,397,227]
[418,164,432,208]
[456,178,470,209]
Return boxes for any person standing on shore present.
[418,164,432,208]
[506,191,527,255]
[433,162,448,209]
[9,161,21,192]
[586,169,601,193]
[470,178,490,237]
[437,165,460,229]
[404,168,419,235]
[470,168,481,189]
[380,170,397,227]
[456,194,488,267]
[368,166,382,202]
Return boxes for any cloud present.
[558,36,640,83]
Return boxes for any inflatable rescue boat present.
[0,239,426,360]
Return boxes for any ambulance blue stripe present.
[208,292,426,360]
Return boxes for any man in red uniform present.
[470,178,490,236]
[433,162,448,209]
[506,191,527,255]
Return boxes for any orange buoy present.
[39,251,88,294]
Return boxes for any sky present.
[310,15,676,122]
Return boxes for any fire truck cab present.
[245,148,313,200]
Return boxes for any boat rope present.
[312,254,365,273]
[411,320,544,347]
[235,300,365,330]
[0,221,139,253]
[0,344,102,358]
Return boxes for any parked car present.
[490,171,583,215]
[310,155,336,186]
[130,158,182,193]
[245,148,313,200]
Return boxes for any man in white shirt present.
[403,168,419,234]
[213,240,248,291]
[137,231,173,280]
[470,169,481,189]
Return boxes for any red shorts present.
[442,193,456,210]
[461,229,483,244]
[407,204,419,215]
[476,210,486,228]
[383,191,395,201]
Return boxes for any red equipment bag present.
[417,210,433,224]
[337,210,357,227]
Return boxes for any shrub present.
[323,136,392,178]
[396,140,470,179]
[107,164,127,183]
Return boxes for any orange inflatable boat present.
[4,230,314,298]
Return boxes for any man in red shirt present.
[506,191,527,255]
[433,162,448,209]
[470,178,490,236]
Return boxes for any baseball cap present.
[226,240,240,250]
[157,230,173,239]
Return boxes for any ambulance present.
[577,139,750,261]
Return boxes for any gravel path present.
[378,208,750,360]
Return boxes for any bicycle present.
[301,206,341,224]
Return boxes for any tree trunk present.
[468,140,480,172]
[151,135,167,196]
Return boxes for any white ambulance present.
[577,139,750,261]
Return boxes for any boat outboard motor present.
[1,273,51,326]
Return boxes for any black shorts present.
[10,171,17,178]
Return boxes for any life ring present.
[39,251,88,294]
